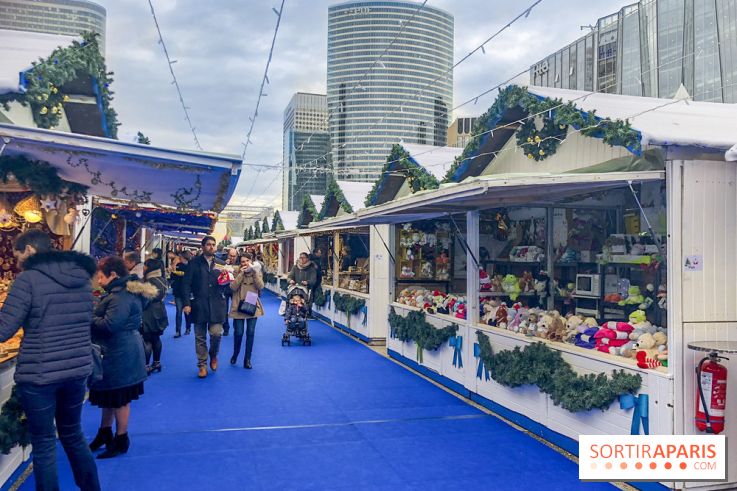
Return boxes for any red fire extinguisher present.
[695,352,729,434]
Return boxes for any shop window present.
[313,234,334,287]
[336,231,370,293]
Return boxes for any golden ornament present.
[526,137,532,143]
[534,135,541,143]
[40,107,48,114]
[539,149,545,156]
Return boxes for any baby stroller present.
[281,285,312,346]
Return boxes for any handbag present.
[89,343,104,387]
[238,291,259,316]
[278,300,287,316]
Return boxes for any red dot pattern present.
[665,462,672,470]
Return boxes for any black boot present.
[244,359,252,369]
[152,361,162,373]
[97,433,129,459]
[89,427,113,451]
[231,334,243,365]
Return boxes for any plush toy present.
[479,269,491,291]
[638,283,656,310]
[490,275,504,292]
[596,321,635,341]
[510,307,528,333]
[533,271,549,299]
[604,293,622,303]
[634,332,663,369]
[542,312,566,341]
[435,251,450,281]
[400,265,415,279]
[493,303,508,328]
[507,303,524,332]
[420,261,433,279]
[601,340,637,357]
[518,271,534,293]
[656,284,667,309]
[482,300,499,325]
[563,314,584,343]
[502,274,521,301]
[619,285,645,306]
[575,326,599,349]
[455,303,467,319]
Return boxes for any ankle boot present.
[244,359,252,369]
[97,433,129,459]
[152,361,162,373]
[231,334,243,365]
[89,427,113,451]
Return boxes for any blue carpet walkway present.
[19,292,616,491]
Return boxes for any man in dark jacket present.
[0,229,101,491]
[170,250,192,337]
[182,236,226,378]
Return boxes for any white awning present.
[320,171,665,227]
[0,123,241,212]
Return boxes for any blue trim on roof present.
[451,87,644,183]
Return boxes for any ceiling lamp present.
[14,195,44,223]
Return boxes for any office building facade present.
[447,116,478,148]
[0,0,106,50]
[529,0,737,103]
[327,1,454,182]
[282,93,332,211]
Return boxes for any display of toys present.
[501,274,521,301]
[509,245,545,262]
[479,269,491,291]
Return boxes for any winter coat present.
[229,267,264,320]
[0,251,96,385]
[91,276,153,391]
[284,302,307,321]
[287,261,318,290]
[142,270,168,335]
[170,262,189,298]
[181,255,227,325]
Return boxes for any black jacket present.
[0,250,96,385]
[181,255,227,325]
[142,272,168,335]
[91,275,151,391]
[170,262,188,298]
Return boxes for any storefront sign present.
[683,255,703,272]
[579,435,726,482]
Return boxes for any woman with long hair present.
[229,254,264,369]
[88,256,152,459]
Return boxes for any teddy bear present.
[518,271,534,293]
[502,274,521,301]
[482,300,499,325]
[493,302,508,328]
[619,285,645,306]
[634,332,663,369]
[519,308,537,336]
[563,314,584,343]
[542,312,566,341]
[420,261,433,279]
[602,340,637,358]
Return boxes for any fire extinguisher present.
[695,352,729,434]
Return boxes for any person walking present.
[229,254,264,369]
[170,250,192,337]
[88,256,151,459]
[141,258,168,374]
[288,252,318,309]
[0,230,100,491]
[182,236,227,379]
[221,248,239,336]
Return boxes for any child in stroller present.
[282,285,312,346]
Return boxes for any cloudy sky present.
[98,0,625,208]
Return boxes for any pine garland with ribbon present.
[297,194,319,229]
[1,155,88,200]
[318,177,353,221]
[333,291,365,316]
[389,308,458,362]
[313,286,330,307]
[0,32,119,137]
[0,387,30,455]
[364,144,440,207]
[442,85,642,182]
[476,331,642,413]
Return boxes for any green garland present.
[0,155,88,199]
[318,177,353,221]
[364,144,440,207]
[313,286,329,307]
[271,210,284,232]
[297,194,319,229]
[476,331,642,413]
[333,291,365,316]
[0,32,119,138]
[442,85,642,182]
[0,387,30,455]
[388,308,458,362]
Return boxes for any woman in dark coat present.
[88,256,152,459]
[142,258,169,374]
[229,254,264,368]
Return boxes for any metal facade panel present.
[681,161,737,322]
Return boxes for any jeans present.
[174,296,191,334]
[142,332,162,364]
[16,378,100,491]
[195,323,222,367]
[232,318,257,361]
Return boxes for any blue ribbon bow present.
[619,393,649,435]
[361,305,368,327]
[449,336,463,368]
[473,342,490,381]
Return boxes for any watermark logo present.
[579,435,726,482]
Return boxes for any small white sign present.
[683,255,703,272]
[579,435,726,482]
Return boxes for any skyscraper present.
[282,93,332,211]
[327,1,454,182]
[529,0,737,103]
[0,0,106,51]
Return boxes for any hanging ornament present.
[14,195,44,223]
[40,197,57,211]
[40,107,48,115]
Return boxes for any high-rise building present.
[327,1,454,182]
[447,116,478,148]
[282,93,332,211]
[529,0,737,103]
[0,0,106,51]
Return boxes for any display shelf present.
[396,278,450,284]
[474,322,670,377]
[333,287,370,300]
[486,259,544,265]
[479,292,537,298]
[390,302,463,325]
